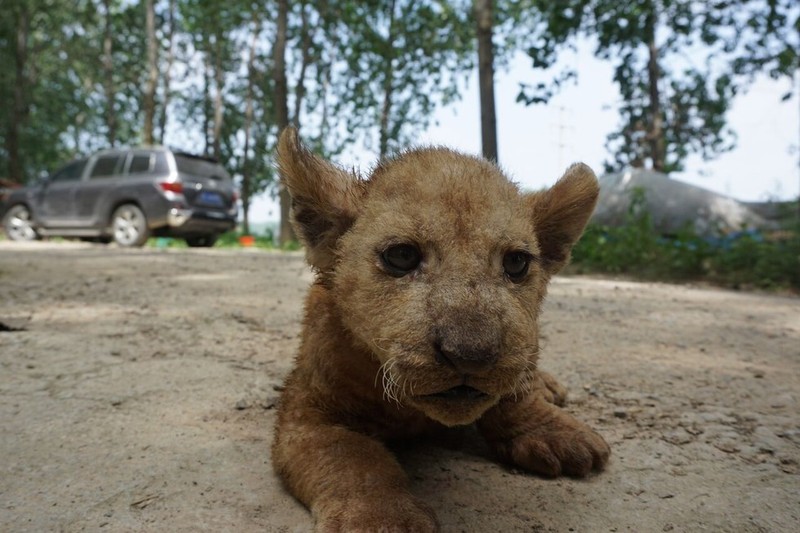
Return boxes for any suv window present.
[90,155,124,179]
[153,153,169,174]
[174,154,231,181]
[128,154,152,174]
[50,160,87,183]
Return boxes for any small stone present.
[260,399,278,410]
[234,399,249,410]
[613,409,628,419]
[662,429,692,445]
[770,393,795,409]
[754,427,784,454]
[713,440,740,453]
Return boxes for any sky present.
[248,43,799,223]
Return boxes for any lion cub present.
[272,128,610,531]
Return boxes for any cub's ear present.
[277,127,364,271]
[526,163,599,275]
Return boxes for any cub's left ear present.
[526,163,599,274]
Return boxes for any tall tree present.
[273,0,295,245]
[378,0,398,158]
[157,0,176,144]
[3,1,30,182]
[241,12,261,236]
[474,0,497,161]
[210,31,225,160]
[1,0,112,181]
[181,0,239,159]
[525,0,799,174]
[142,0,158,145]
[330,0,473,157]
[101,0,117,146]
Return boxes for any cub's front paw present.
[536,371,569,407]
[315,493,439,533]
[496,417,610,478]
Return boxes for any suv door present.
[74,152,128,227]
[37,159,88,226]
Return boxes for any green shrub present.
[570,189,800,291]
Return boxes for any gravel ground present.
[1,240,798,532]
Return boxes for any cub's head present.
[278,128,598,426]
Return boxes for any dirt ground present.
[1,240,798,533]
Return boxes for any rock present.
[662,429,693,445]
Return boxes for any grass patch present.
[146,229,301,251]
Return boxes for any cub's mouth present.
[410,384,498,426]
[423,384,489,401]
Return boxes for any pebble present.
[753,426,784,453]
[713,440,740,453]
[769,393,795,409]
[662,429,693,445]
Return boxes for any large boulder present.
[592,169,773,236]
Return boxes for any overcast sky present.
[249,45,799,223]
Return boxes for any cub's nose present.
[433,341,499,374]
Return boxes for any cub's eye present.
[503,251,532,282]
[381,244,422,277]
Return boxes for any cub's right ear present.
[277,127,364,271]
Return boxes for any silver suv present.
[1,147,238,247]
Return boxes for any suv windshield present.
[174,154,230,181]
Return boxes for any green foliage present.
[524,0,798,173]
[705,228,800,290]
[327,0,474,156]
[280,240,302,251]
[571,189,800,291]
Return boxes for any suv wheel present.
[185,234,218,248]
[111,204,150,247]
[3,204,39,241]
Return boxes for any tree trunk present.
[6,4,29,183]
[212,32,224,161]
[645,9,665,172]
[316,0,334,151]
[292,0,311,126]
[202,44,212,156]
[379,0,397,158]
[273,0,296,245]
[102,0,116,147]
[158,0,176,145]
[474,0,498,163]
[143,0,158,145]
[242,16,260,236]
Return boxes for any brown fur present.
[272,128,610,532]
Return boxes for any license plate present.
[198,190,224,207]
